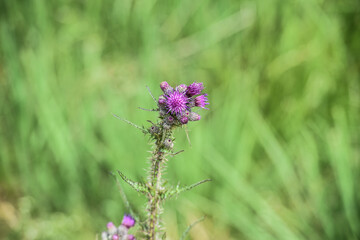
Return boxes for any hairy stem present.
[147,130,168,240]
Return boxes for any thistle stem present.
[147,130,168,240]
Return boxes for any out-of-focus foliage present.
[0,0,359,239]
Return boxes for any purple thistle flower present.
[121,214,136,229]
[128,234,136,240]
[186,82,204,97]
[166,91,188,115]
[195,94,209,109]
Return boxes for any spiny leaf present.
[109,171,146,230]
[117,170,149,195]
[163,179,211,200]
[180,216,206,240]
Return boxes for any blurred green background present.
[1,0,359,239]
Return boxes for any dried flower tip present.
[127,235,136,240]
[121,214,136,229]
[180,116,189,124]
[112,234,120,240]
[195,94,209,109]
[164,138,174,149]
[166,91,188,115]
[189,112,201,121]
[160,81,173,94]
[186,82,204,97]
[176,84,187,93]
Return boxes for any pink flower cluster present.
[101,215,136,240]
[158,81,209,126]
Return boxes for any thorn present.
[138,107,158,112]
[180,216,206,240]
[183,125,192,147]
[171,150,184,156]
[117,170,149,195]
[112,113,148,134]
[146,85,157,103]
[164,179,211,200]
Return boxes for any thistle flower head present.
[156,81,208,125]
[166,91,188,115]
[186,82,204,97]
[121,214,136,229]
[195,94,209,109]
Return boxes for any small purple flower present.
[195,94,209,109]
[121,214,136,228]
[186,82,204,97]
[127,235,136,240]
[166,91,188,115]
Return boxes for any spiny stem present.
[147,131,168,240]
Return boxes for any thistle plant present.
[101,82,210,240]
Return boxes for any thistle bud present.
[175,84,187,93]
[180,116,188,124]
[158,95,166,105]
[164,138,174,149]
[160,81,173,95]
[189,112,201,121]
[149,125,159,135]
